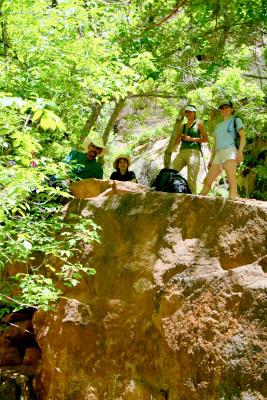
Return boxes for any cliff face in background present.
[32,192,267,400]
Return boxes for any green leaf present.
[39,115,53,131]
[32,109,43,122]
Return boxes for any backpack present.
[153,168,192,194]
[233,116,240,149]
[228,116,240,149]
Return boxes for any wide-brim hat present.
[113,154,131,169]
[185,105,197,112]
[219,100,233,109]
[83,135,106,155]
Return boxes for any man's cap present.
[113,154,131,170]
[219,100,233,109]
[185,105,197,112]
[83,134,106,154]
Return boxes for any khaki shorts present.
[212,147,237,165]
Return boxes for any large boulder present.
[70,178,150,199]
[33,193,267,399]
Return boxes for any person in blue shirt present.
[66,135,105,180]
[200,101,246,200]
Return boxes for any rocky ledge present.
[2,184,266,400]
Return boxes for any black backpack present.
[227,116,240,149]
[233,116,240,149]
[153,168,192,194]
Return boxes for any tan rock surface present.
[70,178,150,199]
[32,192,267,400]
[23,347,42,366]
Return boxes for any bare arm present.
[197,121,209,143]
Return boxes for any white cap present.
[185,105,197,112]
[83,134,106,154]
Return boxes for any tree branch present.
[243,73,267,80]
[129,92,179,99]
[143,0,188,31]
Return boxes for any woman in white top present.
[200,101,246,199]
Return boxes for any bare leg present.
[224,160,237,199]
[200,164,222,195]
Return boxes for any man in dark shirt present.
[66,135,105,180]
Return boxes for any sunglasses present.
[90,143,103,152]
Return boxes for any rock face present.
[32,193,267,400]
[0,308,41,399]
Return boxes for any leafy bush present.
[0,207,100,313]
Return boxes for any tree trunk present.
[0,0,11,57]
[79,102,103,144]
[164,112,183,168]
[83,102,102,133]
[98,98,126,165]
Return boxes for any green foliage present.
[0,94,99,314]
[0,209,100,312]
[11,274,62,311]
[238,160,265,200]
[187,67,266,131]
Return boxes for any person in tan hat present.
[171,104,208,194]
[110,155,137,182]
[66,134,105,179]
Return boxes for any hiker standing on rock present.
[200,100,246,200]
[171,105,208,194]
[110,155,138,182]
[66,134,105,180]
